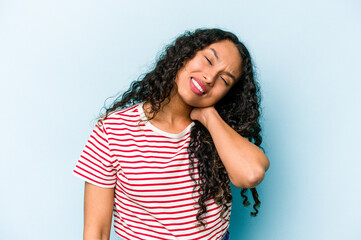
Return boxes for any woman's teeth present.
[192,78,204,94]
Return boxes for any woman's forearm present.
[198,107,270,188]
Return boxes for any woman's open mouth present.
[190,77,207,95]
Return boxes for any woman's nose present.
[203,72,217,86]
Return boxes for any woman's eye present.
[205,56,212,65]
[221,77,229,86]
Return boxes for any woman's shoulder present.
[99,103,142,126]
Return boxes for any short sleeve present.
[73,121,117,188]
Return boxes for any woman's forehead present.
[204,40,243,78]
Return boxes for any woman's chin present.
[185,101,213,108]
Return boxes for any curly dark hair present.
[102,28,263,227]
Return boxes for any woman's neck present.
[143,94,193,134]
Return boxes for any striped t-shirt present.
[73,103,231,240]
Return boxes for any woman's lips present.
[190,77,207,95]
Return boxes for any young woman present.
[73,28,270,240]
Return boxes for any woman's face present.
[174,40,242,108]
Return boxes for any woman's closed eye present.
[220,76,229,86]
[205,56,213,65]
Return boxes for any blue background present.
[1,0,360,239]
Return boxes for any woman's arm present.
[190,107,270,189]
[83,182,115,240]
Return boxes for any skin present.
[143,40,243,134]
[146,40,269,187]
[83,183,114,240]
[83,40,270,239]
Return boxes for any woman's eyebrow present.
[226,72,236,82]
[209,48,219,60]
[209,48,237,82]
